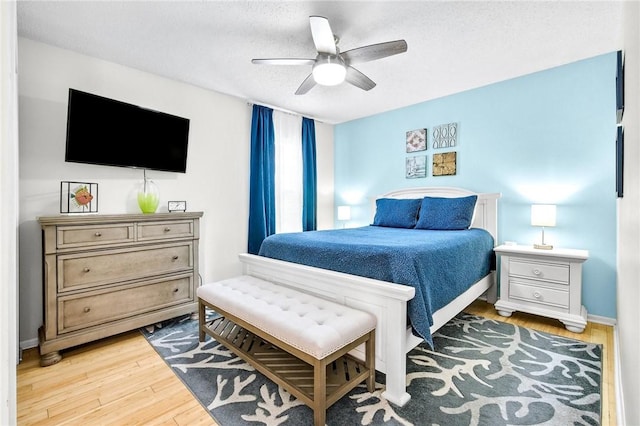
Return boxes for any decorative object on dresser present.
[494,244,588,333]
[37,211,203,366]
[531,204,556,249]
[137,169,160,214]
[168,200,187,212]
[60,181,98,214]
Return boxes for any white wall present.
[1,2,18,424]
[17,38,334,347]
[617,2,640,424]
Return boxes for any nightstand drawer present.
[509,279,569,309]
[509,258,569,283]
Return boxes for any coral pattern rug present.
[141,312,601,426]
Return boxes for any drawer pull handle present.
[94,232,102,237]
[172,255,179,261]
[532,268,542,276]
[173,288,179,293]
[84,307,91,313]
[164,227,171,232]
[83,267,91,273]
[533,291,542,299]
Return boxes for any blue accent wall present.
[334,52,617,319]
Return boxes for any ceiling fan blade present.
[295,74,317,95]
[345,66,376,91]
[252,58,315,66]
[341,40,408,65]
[309,16,337,55]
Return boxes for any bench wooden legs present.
[313,359,327,426]
[365,330,375,392]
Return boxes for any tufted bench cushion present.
[197,275,376,359]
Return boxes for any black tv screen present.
[65,89,190,173]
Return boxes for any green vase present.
[137,178,159,214]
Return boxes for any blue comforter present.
[258,226,494,347]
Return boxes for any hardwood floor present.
[17,300,615,425]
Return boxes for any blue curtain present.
[301,117,317,231]
[248,105,275,254]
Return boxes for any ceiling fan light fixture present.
[312,55,346,86]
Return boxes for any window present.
[273,110,303,233]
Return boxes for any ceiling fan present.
[251,16,408,95]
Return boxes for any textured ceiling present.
[17,1,623,124]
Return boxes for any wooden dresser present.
[38,212,203,366]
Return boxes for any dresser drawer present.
[137,220,194,241]
[509,258,569,283]
[58,242,193,292]
[58,275,193,333]
[57,224,135,249]
[509,279,569,309]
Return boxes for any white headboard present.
[375,187,501,244]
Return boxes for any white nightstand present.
[494,244,589,333]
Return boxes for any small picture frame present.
[406,129,427,153]
[433,152,457,176]
[406,156,427,179]
[432,122,458,149]
[60,181,98,213]
[168,201,187,212]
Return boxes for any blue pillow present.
[415,195,478,230]
[372,198,422,228]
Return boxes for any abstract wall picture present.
[432,122,458,149]
[406,156,427,178]
[406,129,427,153]
[433,152,457,176]
[60,181,98,213]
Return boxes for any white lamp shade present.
[531,204,556,227]
[337,205,351,221]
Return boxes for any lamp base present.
[533,243,553,250]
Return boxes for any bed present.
[239,187,500,407]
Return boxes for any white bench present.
[197,275,376,426]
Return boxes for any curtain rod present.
[246,100,325,124]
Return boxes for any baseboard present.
[614,326,625,426]
[20,337,38,350]
[586,313,617,326]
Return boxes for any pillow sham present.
[372,198,422,228]
[415,195,478,230]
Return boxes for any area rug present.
[141,312,601,426]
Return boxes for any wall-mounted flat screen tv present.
[65,89,190,173]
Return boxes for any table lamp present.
[531,204,556,250]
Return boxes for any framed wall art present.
[406,156,427,179]
[406,129,427,153]
[432,122,458,149]
[433,152,457,176]
[60,181,98,213]
[616,126,624,198]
